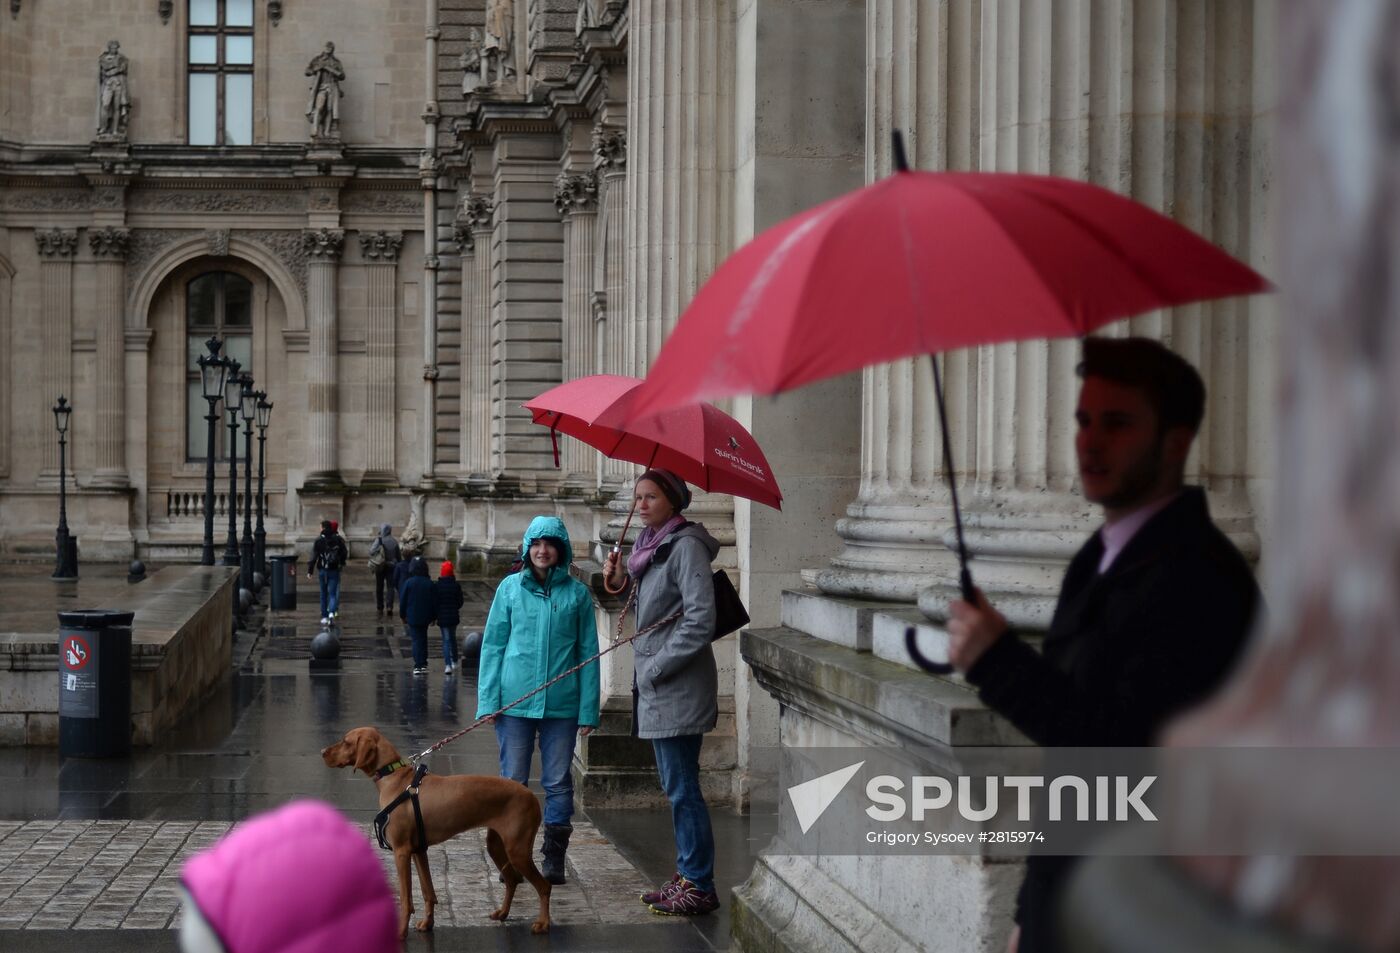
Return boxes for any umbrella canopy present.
[524,374,783,510]
[622,167,1271,420]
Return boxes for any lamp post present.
[254,392,272,576]
[196,338,229,566]
[221,359,242,566]
[51,395,77,580]
[239,375,256,594]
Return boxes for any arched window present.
[186,271,252,460]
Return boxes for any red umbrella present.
[524,374,783,549]
[622,132,1270,671]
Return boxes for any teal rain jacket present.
[475,516,601,726]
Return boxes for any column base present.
[89,469,130,489]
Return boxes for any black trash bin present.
[58,609,134,758]
[269,555,298,610]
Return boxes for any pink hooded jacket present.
[180,800,398,953]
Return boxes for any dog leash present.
[405,590,679,765]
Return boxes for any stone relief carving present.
[96,40,132,140]
[34,230,79,258]
[129,190,301,212]
[159,1,172,23]
[268,0,283,26]
[206,229,230,257]
[305,42,345,140]
[554,171,598,215]
[124,229,187,300]
[592,127,626,172]
[89,227,131,258]
[341,190,423,214]
[302,228,345,260]
[2,191,89,211]
[308,190,337,211]
[358,231,403,262]
[452,225,473,255]
[461,193,495,230]
[482,0,516,88]
[460,28,484,94]
[241,229,309,299]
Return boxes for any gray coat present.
[631,522,720,739]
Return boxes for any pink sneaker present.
[647,878,719,917]
[639,872,682,906]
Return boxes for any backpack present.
[318,537,347,571]
[368,540,386,572]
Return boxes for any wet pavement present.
[0,566,770,951]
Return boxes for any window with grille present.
[187,0,254,145]
[186,272,253,461]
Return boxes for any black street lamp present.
[254,391,272,576]
[239,375,256,594]
[221,359,242,567]
[196,338,229,566]
[51,395,77,580]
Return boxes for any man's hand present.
[945,587,1009,672]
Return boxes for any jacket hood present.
[671,521,721,561]
[520,515,574,566]
[411,556,429,577]
[379,523,392,537]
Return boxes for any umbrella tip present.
[891,129,910,173]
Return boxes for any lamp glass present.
[255,394,272,429]
[223,361,243,412]
[52,398,71,435]
[240,379,257,421]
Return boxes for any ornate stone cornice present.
[554,171,599,216]
[358,230,403,262]
[461,194,495,232]
[35,229,79,258]
[88,227,131,258]
[592,127,626,172]
[302,228,344,261]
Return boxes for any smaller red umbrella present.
[525,375,783,567]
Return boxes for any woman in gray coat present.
[604,468,721,917]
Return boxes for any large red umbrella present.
[621,133,1270,671]
[525,373,783,528]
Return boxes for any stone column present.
[555,170,599,489]
[35,229,77,475]
[360,231,402,482]
[457,194,495,488]
[302,228,344,483]
[816,0,1269,636]
[594,127,630,490]
[88,227,129,487]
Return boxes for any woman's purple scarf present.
[627,515,686,578]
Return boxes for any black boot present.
[540,824,572,885]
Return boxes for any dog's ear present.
[352,730,380,775]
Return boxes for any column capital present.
[302,228,345,260]
[88,226,130,259]
[452,224,474,254]
[35,229,79,258]
[461,193,495,231]
[358,230,403,262]
[592,127,627,172]
[554,171,599,217]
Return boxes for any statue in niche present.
[305,42,346,140]
[575,0,605,35]
[95,40,131,139]
[460,28,483,94]
[482,0,516,88]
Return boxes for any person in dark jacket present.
[307,520,349,625]
[434,561,465,675]
[398,557,436,675]
[945,337,1260,953]
[391,548,414,602]
[369,524,402,615]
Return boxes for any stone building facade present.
[2,1,1279,950]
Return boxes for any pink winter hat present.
[180,799,398,953]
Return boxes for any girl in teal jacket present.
[476,515,600,885]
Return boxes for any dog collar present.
[374,759,410,780]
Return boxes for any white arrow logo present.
[787,761,864,834]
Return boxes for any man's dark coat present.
[966,487,1260,952]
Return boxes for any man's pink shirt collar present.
[1097,492,1181,574]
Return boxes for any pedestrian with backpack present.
[434,561,465,675]
[308,520,349,625]
[398,556,436,675]
[368,524,401,615]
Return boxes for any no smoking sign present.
[63,635,92,671]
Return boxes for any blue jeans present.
[652,735,714,893]
[440,625,458,667]
[495,715,578,827]
[406,624,429,668]
[318,569,341,618]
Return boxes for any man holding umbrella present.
[945,337,1261,953]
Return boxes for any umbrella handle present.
[602,499,638,595]
[904,567,974,676]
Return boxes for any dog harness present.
[373,762,430,855]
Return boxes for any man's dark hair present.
[320,519,333,532]
[1076,336,1206,432]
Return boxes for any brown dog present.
[321,726,551,937]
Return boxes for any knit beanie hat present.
[638,468,691,512]
[440,561,455,577]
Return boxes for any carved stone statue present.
[460,28,483,94]
[95,40,131,139]
[575,0,604,36]
[305,42,345,140]
[482,0,516,88]
[399,493,427,556]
